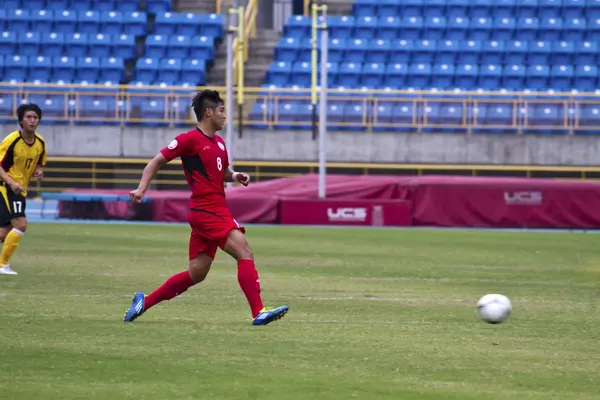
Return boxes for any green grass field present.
[1,223,599,400]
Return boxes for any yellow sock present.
[0,229,24,265]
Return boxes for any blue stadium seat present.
[529,41,552,65]
[377,16,400,40]
[53,56,76,81]
[145,35,168,58]
[100,11,123,35]
[413,39,436,63]
[494,17,516,40]
[353,0,377,18]
[423,16,446,40]
[31,10,53,33]
[539,17,563,41]
[66,33,89,58]
[292,62,312,87]
[550,65,574,89]
[267,61,292,86]
[471,17,493,40]
[400,0,425,17]
[458,40,482,64]
[455,64,479,87]
[329,16,355,39]
[147,0,172,14]
[181,58,206,84]
[361,63,384,87]
[40,33,64,57]
[431,64,455,89]
[285,15,310,39]
[526,64,550,89]
[481,40,505,64]
[114,34,136,59]
[385,63,407,87]
[7,9,28,32]
[338,62,362,87]
[564,0,586,18]
[123,11,148,37]
[518,0,539,18]
[495,0,517,18]
[178,13,202,36]
[199,14,223,39]
[328,38,346,63]
[366,39,390,63]
[471,0,494,18]
[167,35,191,59]
[504,64,527,89]
[424,0,446,17]
[30,56,52,81]
[95,0,118,12]
[154,11,179,36]
[551,40,574,64]
[276,37,299,62]
[355,16,378,39]
[399,16,423,40]
[389,39,413,64]
[589,0,600,19]
[18,32,41,57]
[517,17,540,41]
[76,57,100,81]
[100,57,125,82]
[576,41,598,64]
[408,63,432,88]
[78,11,101,34]
[69,0,92,11]
[574,64,598,89]
[447,16,470,40]
[190,35,214,60]
[89,33,112,58]
[564,16,586,41]
[437,40,459,64]
[55,10,77,34]
[5,55,27,81]
[157,58,182,84]
[505,40,528,64]
[345,38,368,63]
[135,57,159,82]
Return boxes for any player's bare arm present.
[224,167,250,186]
[0,166,24,195]
[130,153,168,202]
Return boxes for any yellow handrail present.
[304,0,311,15]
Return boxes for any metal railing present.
[3,82,600,134]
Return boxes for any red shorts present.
[187,208,245,260]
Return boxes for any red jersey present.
[160,127,230,212]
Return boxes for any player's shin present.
[0,228,23,266]
[144,270,195,311]
[237,259,264,318]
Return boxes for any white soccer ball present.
[476,294,512,324]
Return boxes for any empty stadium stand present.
[0,0,223,124]
[250,0,600,133]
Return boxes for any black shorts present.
[0,184,26,226]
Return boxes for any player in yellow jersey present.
[0,104,46,275]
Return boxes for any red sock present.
[144,270,195,311]
[237,259,264,318]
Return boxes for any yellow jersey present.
[0,131,46,196]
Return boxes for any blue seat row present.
[0,10,148,36]
[285,15,600,41]
[266,60,599,90]
[247,100,600,133]
[275,37,600,66]
[154,12,224,38]
[0,55,127,82]
[144,35,216,60]
[134,58,207,85]
[352,0,600,19]
[0,0,170,13]
[0,32,136,59]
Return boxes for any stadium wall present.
[13,124,600,166]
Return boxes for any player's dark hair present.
[17,103,42,127]
[191,90,223,120]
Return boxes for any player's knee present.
[11,219,27,233]
[188,255,212,283]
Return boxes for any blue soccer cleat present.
[124,292,146,322]
[252,305,289,326]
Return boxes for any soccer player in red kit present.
[123,90,288,326]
